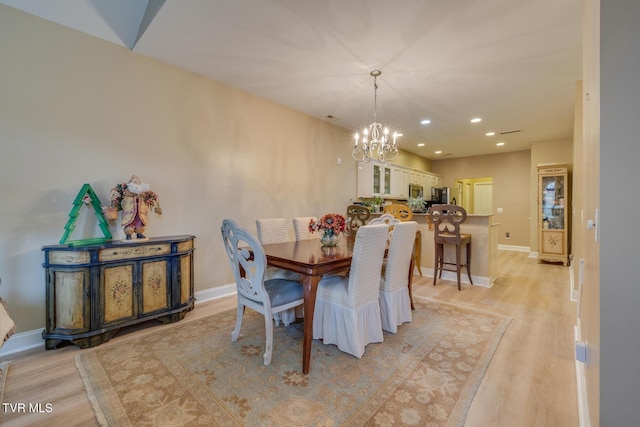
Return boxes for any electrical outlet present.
[506,232,510,239]
[576,341,588,363]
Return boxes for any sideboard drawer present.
[98,243,171,262]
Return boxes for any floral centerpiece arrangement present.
[309,213,346,246]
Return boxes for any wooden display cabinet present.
[537,164,571,265]
[42,235,195,349]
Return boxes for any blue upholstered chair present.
[256,217,302,325]
[221,219,304,365]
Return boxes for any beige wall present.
[581,0,601,423]
[529,138,573,252]
[431,150,531,247]
[572,81,584,296]
[393,149,432,172]
[0,6,357,332]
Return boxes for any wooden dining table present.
[262,237,414,374]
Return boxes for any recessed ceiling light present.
[485,131,495,136]
[417,143,425,147]
[470,117,482,123]
[435,150,442,154]
[420,119,431,125]
[496,142,505,146]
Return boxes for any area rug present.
[76,297,511,426]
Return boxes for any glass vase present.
[320,231,339,247]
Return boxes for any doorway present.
[454,177,493,214]
[474,182,493,214]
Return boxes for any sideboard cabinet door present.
[140,259,170,315]
[46,267,91,337]
[178,253,193,305]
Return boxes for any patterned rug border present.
[76,296,512,426]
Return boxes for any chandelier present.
[352,70,401,163]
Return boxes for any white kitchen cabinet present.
[390,166,410,198]
[400,168,410,198]
[357,161,392,198]
[409,170,417,186]
[418,172,427,190]
[424,172,441,198]
[390,166,401,198]
[357,161,441,200]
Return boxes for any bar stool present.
[427,204,473,290]
[346,205,371,237]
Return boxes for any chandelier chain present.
[373,75,378,123]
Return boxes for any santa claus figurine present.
[117,175,161,240]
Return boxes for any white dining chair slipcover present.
[312,223,390,358]
[256,218,289,245]
[292,216,319,241]
[221,219,304,365]
[379,221,418,333]
[368,213,400,244]
[256,217,301,326]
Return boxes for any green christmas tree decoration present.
[59,183,113,246]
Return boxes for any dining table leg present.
[408,257,415,310]
[301,273,322,374]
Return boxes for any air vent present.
[325,115,340,121]
[441,153,453,156]
[499,129,522,135]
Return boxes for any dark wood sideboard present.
[42,235,195,349]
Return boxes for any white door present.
[464,183,471,211]
[474,182,493,214]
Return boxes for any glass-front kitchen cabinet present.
[357,161,391,198]
[356,161,442,200]
[537,164,571,266]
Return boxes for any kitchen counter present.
[370,212,499,287]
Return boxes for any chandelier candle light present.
[352,70,401,163]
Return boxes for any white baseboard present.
[529,251,538,259]
[574,324,591,427]
[418,268,494,287]
[0,284,238,358]
[498,244,530,253]
[570,265,579,302]
[193,283,236,304]
[0,328,45,357]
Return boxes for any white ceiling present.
[2,0,583,159]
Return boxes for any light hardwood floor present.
[0,250,578,426]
